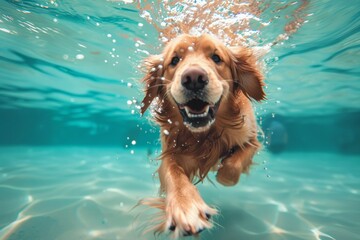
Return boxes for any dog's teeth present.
[184,106,191,116]
[204,105,210,113]
[184,106,210,118]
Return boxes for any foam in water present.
[135,0,309,48]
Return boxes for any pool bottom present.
[0,147,359,240]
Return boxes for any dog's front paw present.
[165,186,217,237]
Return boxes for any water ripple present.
[0,148,358,240]
[1,50,122,84]
[0,0,359,119]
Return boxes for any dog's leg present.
[216,142,259,186]
[158,157,217,237]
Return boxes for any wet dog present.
[140,34,265,237]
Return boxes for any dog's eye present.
[170,56,180,66]
[211,54,222,64]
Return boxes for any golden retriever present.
[139,34,265,238]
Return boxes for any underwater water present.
[0,0,359,240]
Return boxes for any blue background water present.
[0,1,359,240]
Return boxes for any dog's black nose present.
[181,67,209,91]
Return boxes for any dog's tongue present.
[186,105,208,114]
[185,99,209,113]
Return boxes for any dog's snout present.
[181,67,208,91]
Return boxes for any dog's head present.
[141,34,265,132]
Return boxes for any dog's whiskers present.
[143,77,172,91]
[146,83,166,90]
[163,89,173,100]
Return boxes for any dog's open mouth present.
[178,98,221,131]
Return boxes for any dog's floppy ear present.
[140,54,164,115]
[229,47,266,101]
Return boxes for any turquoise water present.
[0,1,359,240]
[0,148,359,240]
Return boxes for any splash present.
[135,0,309,48]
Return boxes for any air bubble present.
[161,37,169,43]
[76,54,85,60]
[131,140,136,145]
